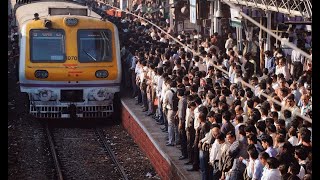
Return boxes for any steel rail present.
[95,128,129,180]
[45,123,64,180]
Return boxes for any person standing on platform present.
[185,100,196,166]
[177,89,188,160]
[164,81,177,146]
[225,33,234,54]
[209,128,230,180]
[264,50,275,74]
[194,112,210,178]
[291,43,305,81]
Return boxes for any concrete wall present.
[121,101,183,180]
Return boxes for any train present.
[14,1,122,119]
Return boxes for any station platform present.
[121,95,201,180]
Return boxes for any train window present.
[30,29,65,62]
[77,29,112,62]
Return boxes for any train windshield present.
[30,29,65,62]
[77,29,112,62]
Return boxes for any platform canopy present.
[223,0,312,20]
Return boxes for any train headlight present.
[95,70,108,78]
[35,70,49,79]
[92,89,107,101]
[38,89,52,102]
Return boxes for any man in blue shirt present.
[264,50,275,74]
[261,135,278,157]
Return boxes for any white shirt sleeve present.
[194,107,200,130]
[201,130,212,143]
[209,140,219,163]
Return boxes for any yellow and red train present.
[15,1,122,119]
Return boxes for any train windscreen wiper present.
[82,49,97,61]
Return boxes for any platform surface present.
[121,95,201,180]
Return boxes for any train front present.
[16,4,122,119]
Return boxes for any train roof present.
[15,1,101,28]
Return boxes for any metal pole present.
[169,0,174,31]
[213,0,218,34]
[237,27,242,51]
[266,11,272,51]
[210,1,214,36]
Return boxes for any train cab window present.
[77,29,112,62]
[30,29,65,62]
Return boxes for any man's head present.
[246,133,258,145]
[216,133,226,144]
[207,111,215,123]
[235,105,243,115]
[248,147,259,160]
[301,94,310,106]
[259,152,270,166]
[226,131,236,144]
[211,124,221,138]
[261,135,273,149]
[235,115,244,125]
[222,111,231,123]
[266,157,280,169]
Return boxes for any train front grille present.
[30,104,113,118]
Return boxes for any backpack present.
[171,89,179,111]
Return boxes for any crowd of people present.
[97,1,313,180]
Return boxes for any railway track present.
[95,128,129,180]
[44,122,129,180]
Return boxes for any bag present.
[154,98,158,106]
[243,167,251,180]
[212,160,222,178]
[171,89,179,111]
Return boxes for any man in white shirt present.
[261,157,282,180]
[233,114,245,137]
[209,132,230,179]
[225,33,233,53]
[259,152,269,178]
[275,58,291,81]
[239,147,264,180]
[291,44,304,81]
[294,147,307,179]
[235,105,248,124]
[160,77,170,132]
[155,68,164,124]
[163,81,178,146]
[194,55,207,73]
[193,97,203,131]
